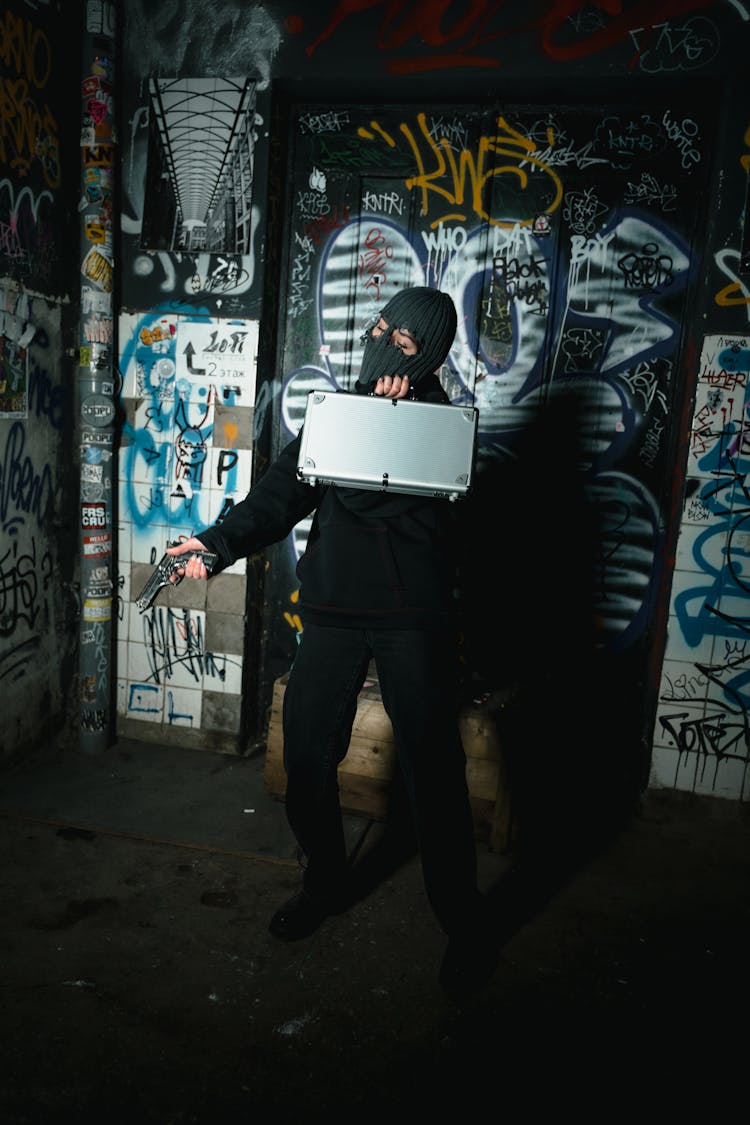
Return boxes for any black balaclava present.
[355,286,457,393]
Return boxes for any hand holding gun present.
[135,539,218,613]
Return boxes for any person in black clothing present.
[167,286,498,993]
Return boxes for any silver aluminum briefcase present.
[296,390,478,501]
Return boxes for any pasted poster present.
[0,335,28,418]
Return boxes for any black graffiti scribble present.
[0,534,51,636]
[618,242,674,290]
[658,710,749,767]
[140,604,237,686]
[0,635,41,683]
[0,421,55,527]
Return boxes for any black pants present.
[281,623,483,937]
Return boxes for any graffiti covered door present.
[259,99,709,777]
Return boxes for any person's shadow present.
[343,388,645,951]
[456,388,644,944]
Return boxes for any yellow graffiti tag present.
[741,123,750,173]
[714,248,750,308]
[358,113,562,230]
[715,281,750,308]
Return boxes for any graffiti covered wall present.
[250,98,708,791]
[115,311,256,749]
[0,0,77,294]
[0,0,80,762]
[655,333,750,797]
[118,1,750,799]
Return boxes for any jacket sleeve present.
[196,433,320,571]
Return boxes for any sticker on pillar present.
[82,460,103,484]
[82,443,106,464]
[84,532,111,558]
[81,480,107,503]
[82,244,113,291]
[86,575,113,600]
[82,283,111,317]
[82,428,114,448]
[85,215,111,244]
[83,312,113,346]
[83,596,112,621]
[81,502,107,530]
[81,393,115,427]
[82,339,112,380]
[81,674,98,703]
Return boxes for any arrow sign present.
[183,341,206,376]
[175,318,259,399]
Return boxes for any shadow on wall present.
[341,387,646,945]
[456,386,643,889]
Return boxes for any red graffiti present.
[305,0,720,72]
[303,203,351,246]
[535,0,714,62]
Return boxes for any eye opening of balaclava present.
[356,286,457,392]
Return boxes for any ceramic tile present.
[205,488,233,527]
[130,527,169,566]
[165,484,212,532]
[685,522,731,575]
[117,558,131,605]
[673,520,719,573]
[207,445,252,496]
[225,557,248,578]
[648,744,684,789]
[117,519,132,561]
[165,645,207,692]
[163,685,202,728]
[124,680,164,723]
[660,620,715,667]
[204,653,243,695]
[159,607,207,687]
[668,568,724,628]
[116,636,128,674]
[693,753,748,799]
[692,374,746,434]
[115,676,128,717]
[679,479,714,526]
[652,697,706,751]
[128,599,146,638]
[709,588,750,634]
[126,639,157,685]
[658,656,712,707]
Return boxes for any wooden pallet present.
[264,672,514,852]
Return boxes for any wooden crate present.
[264,672,513,852]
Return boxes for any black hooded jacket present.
[196,370,463,631]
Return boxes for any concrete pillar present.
[78,2,117,752]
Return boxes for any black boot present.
[269,879,350,942]
[269,889,331,941]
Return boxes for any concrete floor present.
[1,735,749,1122]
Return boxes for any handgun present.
[135,543,218,613]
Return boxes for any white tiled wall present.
[116,312,257,739]
[652,333,750,800]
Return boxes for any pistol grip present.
[135,549,218,613]
[135,555,176,613]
